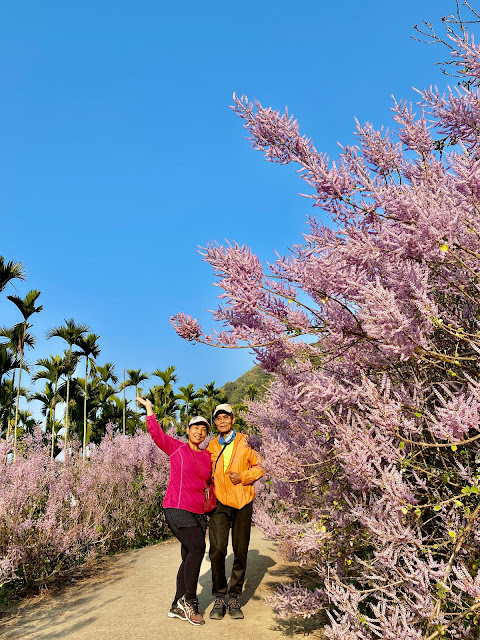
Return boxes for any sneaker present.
[177,596,205,626]
[167,606,187,621]
[228,597,244,619]
[209,597,227,620]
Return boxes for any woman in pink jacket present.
[136,396,212,626]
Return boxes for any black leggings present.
[172,526,206,606]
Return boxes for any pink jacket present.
[146,415,212,514]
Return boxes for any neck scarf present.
[219,429,236,445]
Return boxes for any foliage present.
[172,26,480,640]
[222,364,272,404]
[0,427,170,603]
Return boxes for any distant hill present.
[222,365,273,405]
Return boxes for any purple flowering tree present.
[172,22,480,640]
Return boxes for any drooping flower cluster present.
[174,34,480,639]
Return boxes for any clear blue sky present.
[0,0,456,412]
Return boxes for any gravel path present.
[0,526,324,640]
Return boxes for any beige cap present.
[213,403,234,418]
[188,416,210,429]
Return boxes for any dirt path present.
[0,527,324,640]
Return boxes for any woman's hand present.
[136,396,154,416]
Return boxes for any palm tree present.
[0,256,26,293]
[200,381,222,425]
[6,290,43,459]
[94,362,119,438]
[145,387,179,430]
[101,395,136,436]
[89,381,120,442]
[75,334,101,460]
[0,325,35,435]
[0,345,21,386]
[33,355,62,430]
[0,379,28,439]
[149,366,179,428]
[17,409,36,435]
[0,324,35,355]
[96,362,118,385]
[31,383,58,443]
[46,319,90,453]
[152,366,178,388]
[121,369,150,427]
[177,383,201,431]
[32,354,71,458]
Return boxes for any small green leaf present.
[399,441,405,449]
[433,505,441,511]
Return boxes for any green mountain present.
[222,365,272,405]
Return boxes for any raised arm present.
[136,396,181,456]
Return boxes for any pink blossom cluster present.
[0,427,170,600]
[174,35,480,638]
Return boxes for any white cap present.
[188,416,210,429]
[213,403,234,418]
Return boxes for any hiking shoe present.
[167,606,187,621]
[177,596,205,626]
[209,597,227,620]
[228,597,244,619]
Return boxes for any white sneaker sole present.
[168,611,187,621]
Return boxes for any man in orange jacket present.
[207,403,263,620]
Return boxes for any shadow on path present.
[198,547,275,609]
[0,529,326,639]
[0,550,138,639]
[269,615,327,638]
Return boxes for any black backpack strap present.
[214,442,230,472]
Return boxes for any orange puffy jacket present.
[207,433,263,510]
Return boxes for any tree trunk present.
[6,369,16,441]
[64,345,73,456]
[83,357,88,461]
[135,385,139,425]
[13,323,26,461]
[123,368,126,436]
[51,377,58,460]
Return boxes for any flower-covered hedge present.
[0,427,170,602]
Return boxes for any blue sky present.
[0,0,456,413]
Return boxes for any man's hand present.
[229,471,242,485]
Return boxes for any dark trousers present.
[172,526,206,606]
[208,500,253,598]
